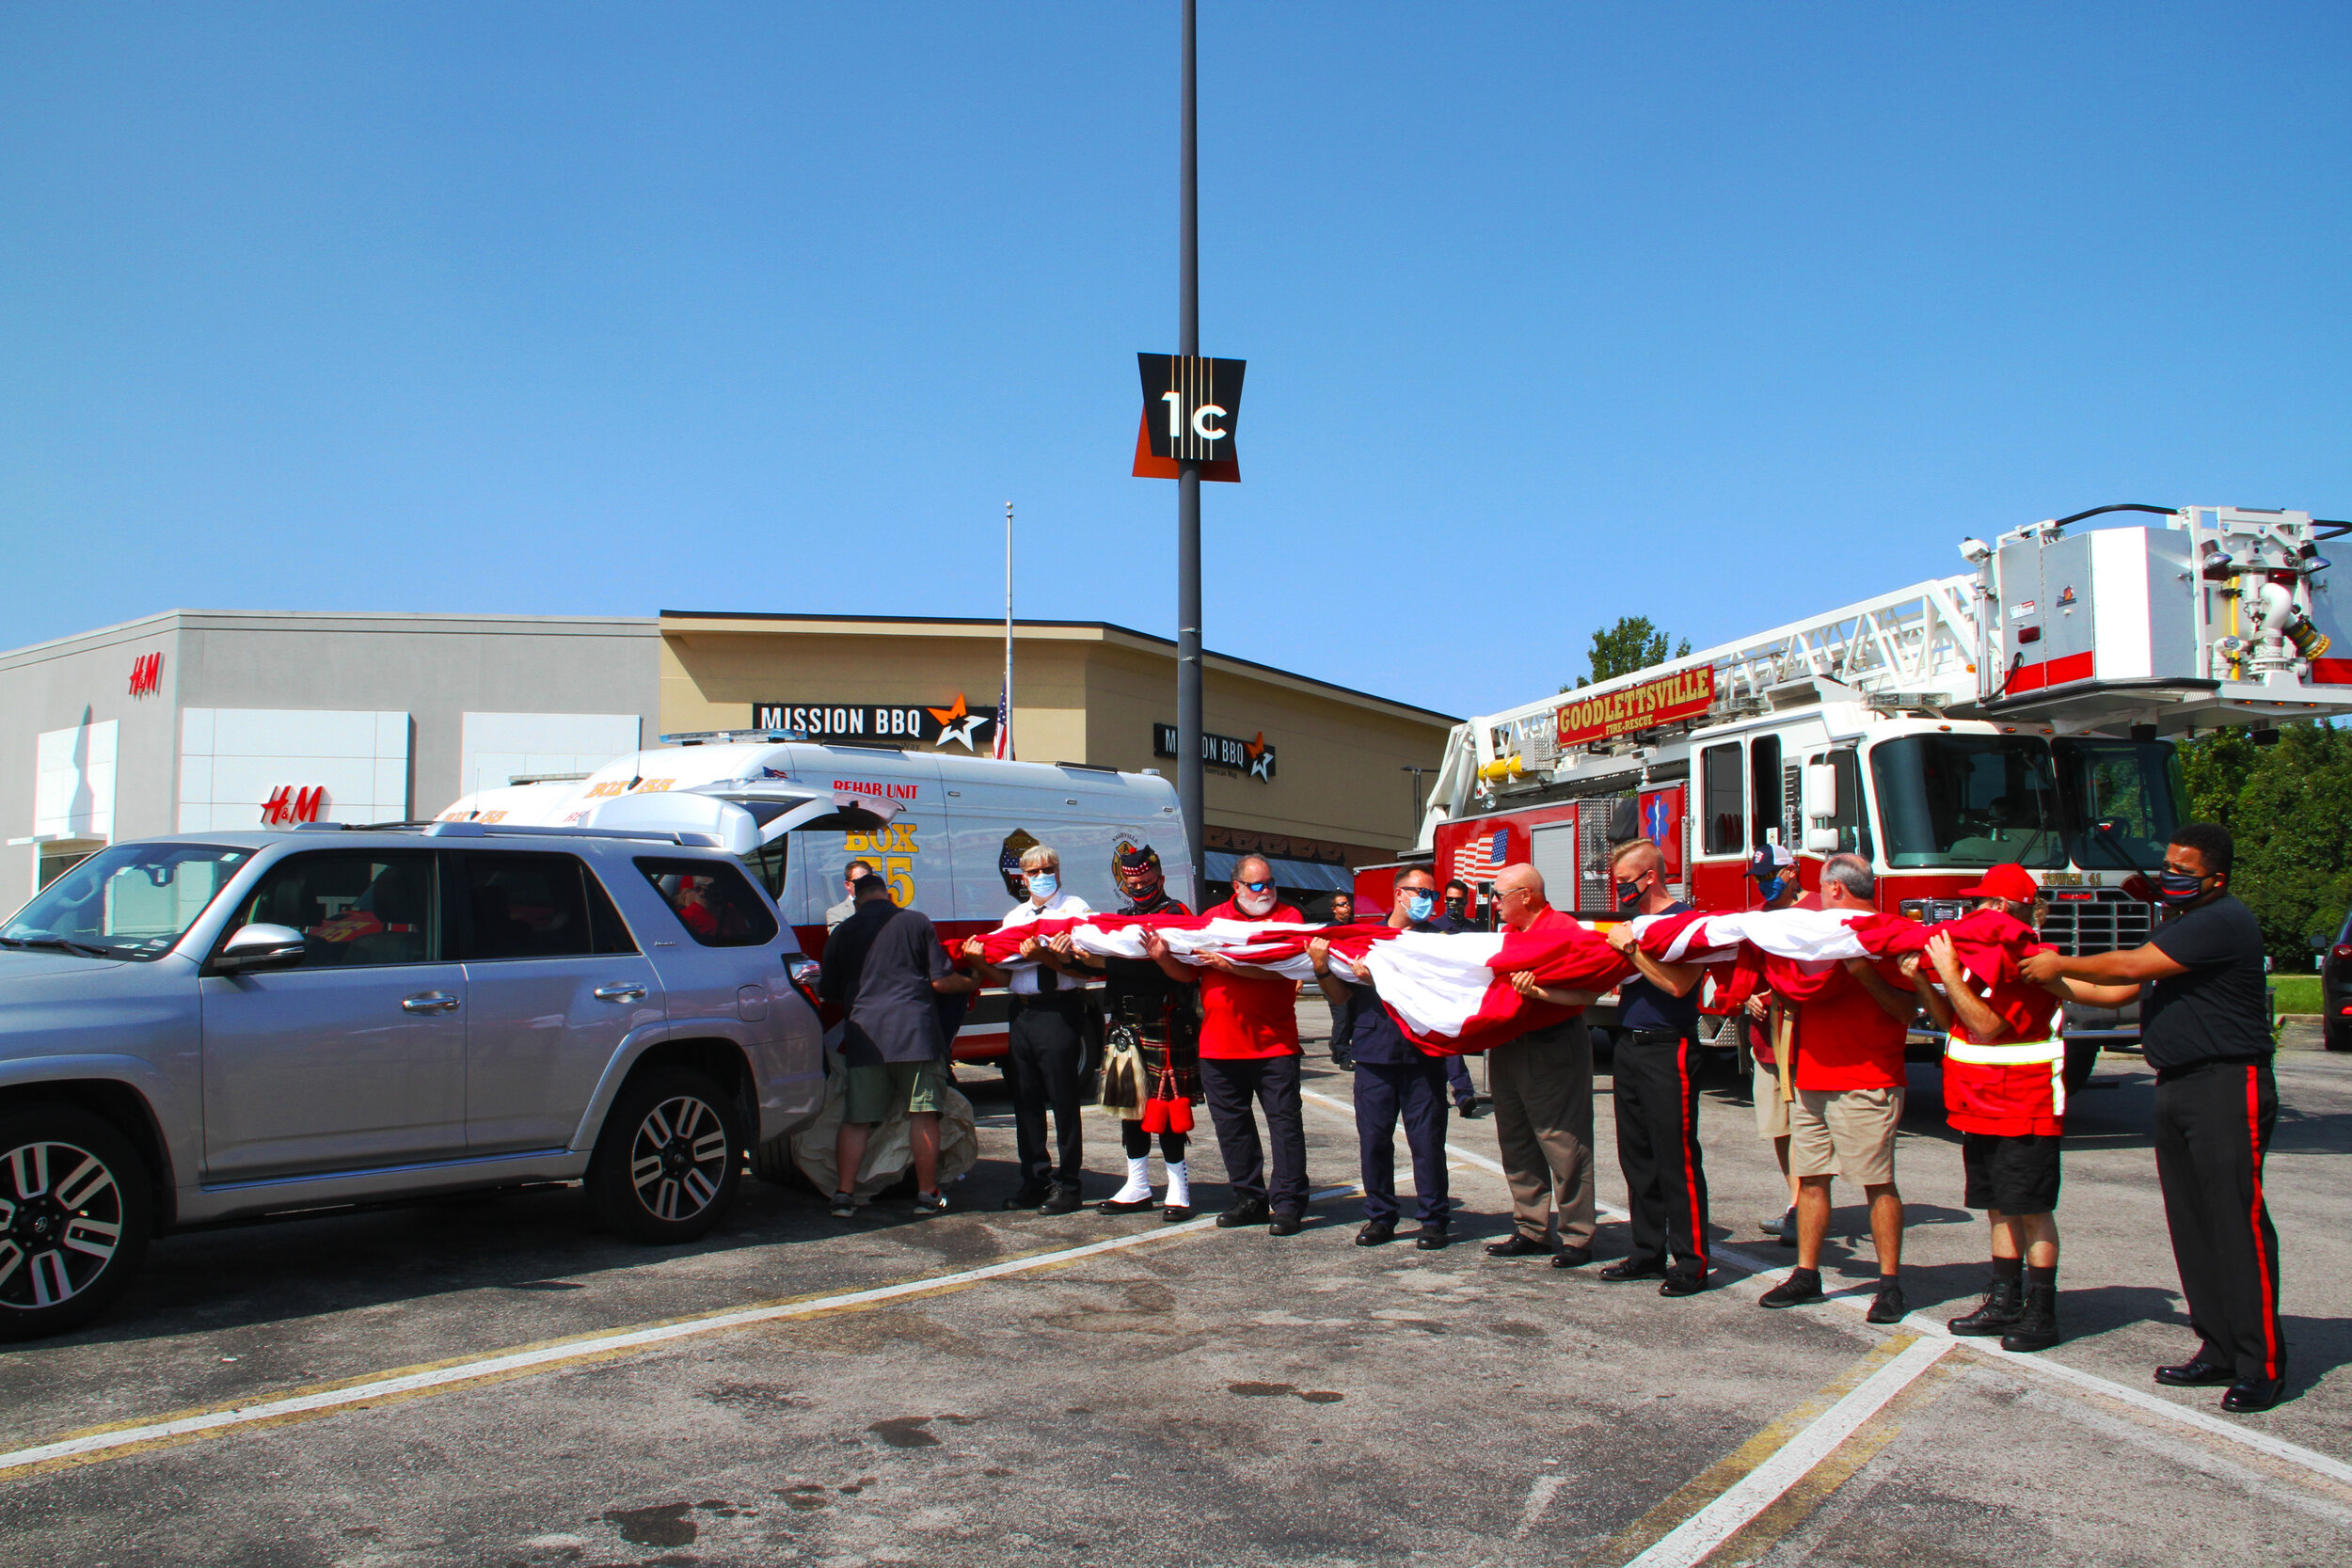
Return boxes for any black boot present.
[1947,1275,2025,1337]
[2000,1282,2061,1353]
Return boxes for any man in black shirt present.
[1307,865,1455,1249]
[1438,880,1484,1116]
[1064,842,1200,1220]
[1599,838,1711,1296]
[2022,822,2286,1412]
[818,875,980,1217]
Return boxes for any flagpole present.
[1174,0,1205,881]
[1001,500,1015,762]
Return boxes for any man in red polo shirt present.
[1759,853,1919,1323]
[1144,855,1311,1235]
[1903,863,2075,1352]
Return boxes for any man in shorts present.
[1759,854,1920,1323]
[819,873,978,1217]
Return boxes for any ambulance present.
[1408,505,2352,1083]
[440,735,1196,1064]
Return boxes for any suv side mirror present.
[214,923,307,973]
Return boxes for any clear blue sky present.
[4,4,2345,720]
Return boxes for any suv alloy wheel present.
[588,1069,745,1243]
[0,1102,154,1341]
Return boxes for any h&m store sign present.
[754,696,996,752]
[1153,722,1277,781]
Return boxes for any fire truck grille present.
[2037,889,2153,957]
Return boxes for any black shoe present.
[1486,1234,1549,1258]
[1001,1186,1050,1211]
[1331,1053,1357,1070]
[1947,1276,2025,1337]
[1414,1225,1451,1251]
[1216,1197,1271,1229]
[1600,1259,1664,1283]
[1659,1269,1708,1297]
[1866,1279,1908,1324]
[1161,1205,1195,1224]
[1355,1220,1397,1247]
[1999,1283,2060,1353]
[1099,1196,1157,1214]
[1269,1211,1304,1237]
[1038,1187,1084,1215]
[1550,1245,1593,1269]
[2221,1375,2285,1414]
[1455,1101,1483,1119]
[1759,1269,1823,1308]
[2154,1356,2237,1387]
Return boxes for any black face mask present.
[1444,896,1465,914]
[1615,876,1646,910]
[2155,870,2209,906]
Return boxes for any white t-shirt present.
[1000,889,1094,994]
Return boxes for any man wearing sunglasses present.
[1145,855,1310,1234]
[2021,822,2285,1413]
[1483,863,1603,1269]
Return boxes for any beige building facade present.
[658,612,1455,891]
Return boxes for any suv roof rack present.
[421,821,724,847]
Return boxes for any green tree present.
[1564,617,1693,691]
[2174,721,2352,968]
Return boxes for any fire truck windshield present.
[1869,735,2067,868]
[2051,738,2186,873]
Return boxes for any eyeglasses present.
[1237,879,1274,893]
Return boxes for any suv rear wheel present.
[588,1069,744,1243]
[0,1102,153,1341]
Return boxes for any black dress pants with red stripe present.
[1613,1032,1709,1275]
[2153,1059,2286,1382]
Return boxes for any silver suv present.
[0,820,824,1339]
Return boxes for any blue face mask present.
[1758,874,1788,903]
[2154,870,2206,906]
[1406,892,1437,923]
[1028,872,1057,898]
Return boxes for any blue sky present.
[3,4,2345,719]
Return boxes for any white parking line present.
[1624,1335,1953,1568]
[1299,1083,2352,1491]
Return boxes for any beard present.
[1235,890,1276,916]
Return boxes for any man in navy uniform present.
[1309,865,1456,1249]
[1600,837,1711,1295]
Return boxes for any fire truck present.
[1406,504,2352,1080]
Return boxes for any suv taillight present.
[786,956,823,1012]
[2332,944,2352,963]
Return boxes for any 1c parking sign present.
[1133,353,1245,481]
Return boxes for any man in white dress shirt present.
[963,845,1095,1213]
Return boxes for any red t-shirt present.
[1196,898,1305,1060]
[1790,959,1910,1090]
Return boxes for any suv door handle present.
[401,991,461,1014]
[594,984,648,1004]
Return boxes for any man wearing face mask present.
[1062,842,1199,1220]
[1443,879,1474,926]
[1599,838,1711,1295]
[2021,823,2285,1413]
[963,845,1094,1215]
[1145,856,1311,1234]
[1306,867,1456,1249]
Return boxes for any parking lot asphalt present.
[1,1005,2346,1567]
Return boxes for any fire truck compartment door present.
[1529,819,1579,907]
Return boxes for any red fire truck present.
[1406,504,2352,1080]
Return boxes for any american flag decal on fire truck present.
[1453,828,1509,885]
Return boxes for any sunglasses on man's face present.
[1237,879,1274,894]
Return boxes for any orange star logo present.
[925,692,967,727]
[1246,731,1273,779]
[926,691,990,752]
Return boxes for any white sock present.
[1165,1159,1191,1209]
[1111,1155,1152,1204]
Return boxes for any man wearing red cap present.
[1902,863,2080,1352]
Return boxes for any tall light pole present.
[1175,0,1204,872]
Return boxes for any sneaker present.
[828,1192,858,1219]
[913,1190,948,1214]
[1866,1279,1908,1324]
[1761,1207,1797,1246]
[1758,1268,1823,1308]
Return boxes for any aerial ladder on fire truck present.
[1405,504,2352,1062]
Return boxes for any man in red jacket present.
[1901,863,2079,1352]
[1145,856,1311,1235]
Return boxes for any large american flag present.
[1452,827,1510,884]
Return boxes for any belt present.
[2154,1053,2270,1084]
[1623,1028,1687,1046]
[1943,1038,2062,1066]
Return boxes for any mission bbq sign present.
[1555,666,1716,748]
[754,695,996,752]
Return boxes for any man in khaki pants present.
[1481,864,1604,1268]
